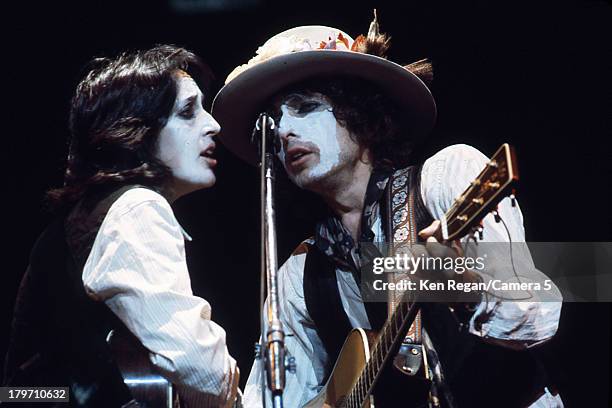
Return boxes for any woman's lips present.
[202,156,217,167]
[200,143,217,167]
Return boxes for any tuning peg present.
[285,356,297,374]
[492,210,501,223]
[510,192,517,207]
[470,221,484,240]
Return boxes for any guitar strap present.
[386,166,434,378]
[302,165,434,380]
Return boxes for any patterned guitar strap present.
[386,167,427,379]
[387,167,453,408]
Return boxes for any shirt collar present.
[314,167,393,269]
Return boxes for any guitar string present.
[459,211,534,302]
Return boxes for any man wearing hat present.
[213,17,562,408]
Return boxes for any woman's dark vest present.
[302,166,550,408]
[3,186,140,407]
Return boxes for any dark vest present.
[3,185,142,407]
[302,166,550,408]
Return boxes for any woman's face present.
[156,72,220,200]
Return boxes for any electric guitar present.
[318,143,519,408]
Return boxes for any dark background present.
[2,0,611,406]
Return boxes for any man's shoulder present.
[291,237,315,256]
[392,144,488,179]
[416,144,491,219]
[272,239,317,300]
[420,144,489,189]
[279,238,315,279]
[423,144,488,168]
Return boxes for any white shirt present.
[243,144,563,408]
[82,187,238,408]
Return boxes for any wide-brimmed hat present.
[212,22,436,165]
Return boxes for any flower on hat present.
[319,32,351,50]
[225,30,354,84]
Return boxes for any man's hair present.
[47,44,211,209]
[270,76,415,169]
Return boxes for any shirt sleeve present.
[243,243,329,408]
[420,144,562,349]
[82,188,238,407]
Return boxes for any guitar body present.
[323,329,375,408]
[108,329,241,408]
[108,329,179,408]
[320,328,430,408]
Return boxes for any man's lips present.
[286,146,315,165]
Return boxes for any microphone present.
[252,113,279,155]
[253,111,291,407]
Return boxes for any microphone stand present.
[253,113,291,408]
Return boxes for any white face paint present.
[279,104,341,177]
[275,94,361,189]
[156,73,220,199]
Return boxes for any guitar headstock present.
[441,143,519,241]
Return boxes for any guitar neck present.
[345,301,420,407]
[344,143,519,407]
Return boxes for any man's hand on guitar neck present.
[414,220,484,300]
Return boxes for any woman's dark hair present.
[270,75,415,170]
[47,44,212,209]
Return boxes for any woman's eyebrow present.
[178,94,197,108]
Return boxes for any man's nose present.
[276,120,297,146]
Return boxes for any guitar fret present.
[392,312,399,336]
[398,304,405,331]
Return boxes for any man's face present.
[156,72,220,196]
[273,93,362,190]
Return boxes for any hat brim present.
[212,50,436,165]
